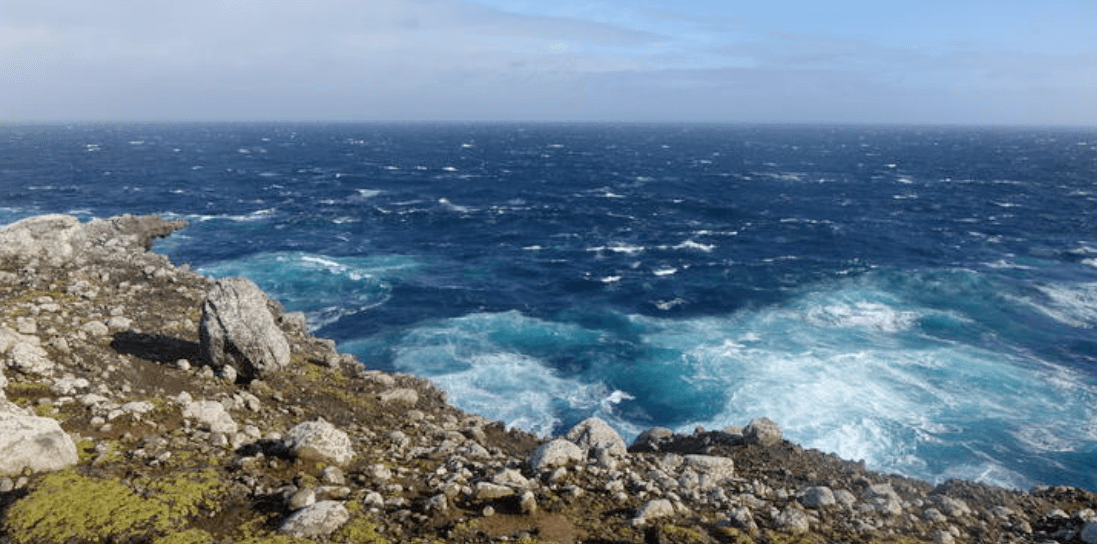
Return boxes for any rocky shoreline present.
[1,213,1095,544]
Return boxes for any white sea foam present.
[438,198,473,213]
[653,268,678,277]
[587,243,645,256]
[1027,282,1097,328]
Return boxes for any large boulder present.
[0,401,79,474]
[565,417,627,457]
[1,327,55,377]
[199,277,291,379]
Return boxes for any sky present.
[2,0,1096,125]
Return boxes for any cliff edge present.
[1,214,1095,544]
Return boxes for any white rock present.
[0,401,79,474]
[378,388,419,406]
[81,321,110,337]
[279,500,350,539]
[105,316,132,330]
[744,417,782,446]
[565,417,627,457]
[182,399,238,434]
[474,482,516,500]
[285,418,355,465]
[634,499,676,524]
[491,468,532,489]
[121,400,155,416]
[683,454,736,485]
[6,342,54,376]
[50,376,90,396]
[529,439,584,471]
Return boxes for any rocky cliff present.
[1,214,1095,544]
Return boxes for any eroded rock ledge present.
[1,214,1095,544]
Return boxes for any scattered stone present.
[565,417,627,457]
[630,426,675,451]
[181,399,238,434]
[474,482,516,500]
[0,401,79,474]
[634,499,676,525]
[81,321,110,337]
[683,454,736,485]
[284,418,355,465]
[378,388,419,406]
[519,490,538,514]
[776,507,811,533]
[744,417,782,446]
[279,500,350,539]
[529,439,585,471]
[801,486,837,509]
[199,277,291,379]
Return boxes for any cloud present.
[1,0,1095,124]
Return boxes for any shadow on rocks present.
[110,331,200,365]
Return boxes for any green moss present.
[662,524,710,543]
[153,528,214,544]
[3,469,223,544]
[332,517,389,544]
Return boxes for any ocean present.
[2,122,1096,491]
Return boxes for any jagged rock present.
[181,399,238,435]
[285,418,355,465]
[566,417,627,457]
[199,277,291,379]
[279,500,350,539]
[529,438,584,470]
[0,401,79,474]
[81,320,110,337]
[801,486,836,508]
[744,417,782,446]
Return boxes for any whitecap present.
[438,198,473,213]
[600,276,621,283]
[653,268,678,277]
[671,240,715,252]
[522,245,544,251]
[587,243,645,256]
[442,166,459,172]
[1027,282,1097,328]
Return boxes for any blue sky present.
[2,0,1095,124]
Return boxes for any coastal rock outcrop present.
[199,277,291,379]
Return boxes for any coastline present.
[1,213,1094,544]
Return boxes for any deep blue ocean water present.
[3,123,1097,491]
